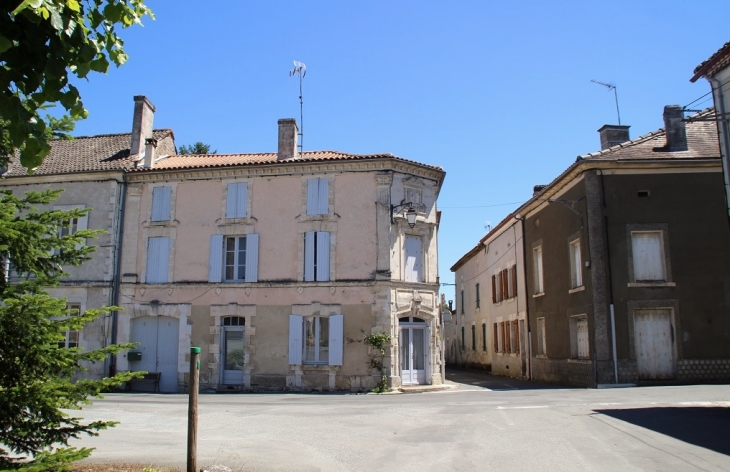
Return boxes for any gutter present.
[109,173,127,377]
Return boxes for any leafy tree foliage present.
[178,142,217,155]
[0,189,141,470]
[0,0,153,171]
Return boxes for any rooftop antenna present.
[591,79,621,125]
[289,61,306,153]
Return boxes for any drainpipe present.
[708,76,730,223]
[516,214,532,380]
[109,174,128,377]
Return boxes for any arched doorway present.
[399,316,428,385]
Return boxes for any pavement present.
[72,368,730,471]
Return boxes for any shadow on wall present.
[593,407,730,456]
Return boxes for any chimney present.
[277,118,298,161]
[142,138,157,168]
[663,105,688,151]
[533,185,547,196]
[131,95,156,156]
[598,124,631,150]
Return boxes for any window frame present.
[224,236,247,282]
[627,225,673,286]
[303,315,330,365]
[304,231,331,282]
[306,178,329,216]
[569,238,583,289]
[475,283,480,308]
[151,185,172,222]
[58,303,81,349]
[569,315,590,359]
[471,324,476,351]
[225,182,249,219]
[533,245,544,295]
[536,317,546,356]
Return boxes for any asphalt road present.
[72,369,730,471]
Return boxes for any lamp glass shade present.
[405,207,417,228]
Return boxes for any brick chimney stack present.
[142,138,157,169]
[277,118,299,161]
[598,125,630,150]
[130,96,156,156]
[663,105,688,151]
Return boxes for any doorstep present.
[399,384,458,394]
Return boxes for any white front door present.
[400,326,426,385]
[634,309,675,380]
[222,327,245,384]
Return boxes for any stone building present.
[115,117,446,392]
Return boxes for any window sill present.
[533,292,545,298]
[567,358,592,364]
[535,354,547,359]
[301,364,332,370]
[568,286,585,294]
[627,282,676,288]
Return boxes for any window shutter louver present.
[511,265,518,298]
[491,275,497,303]
[245,233,259,282]
[288,315,303,365]
[237,183,248,218]
[146,237,170,283]
[151,186,172,221]
[208,234,223,282]
[316,231,330,281]
[306,179,319,215]
[318,178,329,214]
[329,314,344,365]
[304,231,315,281]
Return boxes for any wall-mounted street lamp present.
[391,200,417,228]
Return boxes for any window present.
[471,325,476,350]
[461,326,465,350]
[221,316,245,385]
[304,231,330,282]
[460,290,464,314]
[493,323,499,353]
[482,323,487,351]
[54,205,88,253]
[502,322,510,353]
[631,231,666,281]
[508,265,517,299]
[491,274,498,303]
[536,318,546,356]
[146,237,170,283]
[58,303,80,348]
[569,238,582,288]
[208,234,259,283]
[151,186,172,222]
[306,178,329,215]
[404,235,423,282]
[533,245,544,294]
[510,320,520,354]
[288,314,343,366]
[226,182,248,219]
[570,315,589,359]
[475,283,480,308]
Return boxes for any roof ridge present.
[52,128,174,141]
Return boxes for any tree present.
[179,142,217,155]
[0,189,141,470]
[0,0,153,171]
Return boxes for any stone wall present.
[531,358,595,387]
[677,359,730,381]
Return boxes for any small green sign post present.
[187,347,201,472]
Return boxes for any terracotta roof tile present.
[691,41,730,82]
[133,150,444,172]
[4,129,175,176]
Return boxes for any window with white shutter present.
[304,231,330,281]
[631,231,666,281]
[569,238,582,288]
[209,233,259,283]
[291,314,343,366]
[226,182,248,219]
[146,237,170,283]
[534,245,544,294]
[306,178,329,215]
[404,235,423,282]
[151,186,172,222]
[570,315,589,359]
[288,315,303,365]
[536,317,546,356]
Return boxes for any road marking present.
[497,405,549,410]
[498,409,515,426]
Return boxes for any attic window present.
[637,190,650,198]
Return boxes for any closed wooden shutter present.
[208,234,223,282]
[245,233,259,282]
[405,235,423,282]
[471,325,476,350]
[318,178,329,215]
[151,186,172,221]
[511,265,518,298]
[513,320,520,353]
[304,231,315,281]
[328,314,343,365]
[632,232,665,281]
[503,322,509,353]
[146,237,170,283]
[482,323,487,351]
[316,231,330,281]
[576,318,589,358]
[493,323,498,353]
[226,182,248,218]
[491,275,497,303]
[306,179,320,215]
[288,315,303,365]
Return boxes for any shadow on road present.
[445,367,562,391]
[595,407,730,456]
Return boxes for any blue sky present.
[69,1,730,302]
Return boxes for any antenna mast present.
[290,61,306,153]
[591,79,621,125]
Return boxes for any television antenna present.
[290,61,306,153]
[591,79,621,125]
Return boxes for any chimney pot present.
[131,95,156,156]
[533,185,547,196]
[663,105,688,151]
[143,138,157,168]
[598,125,631,150]
[277,118,299,161]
